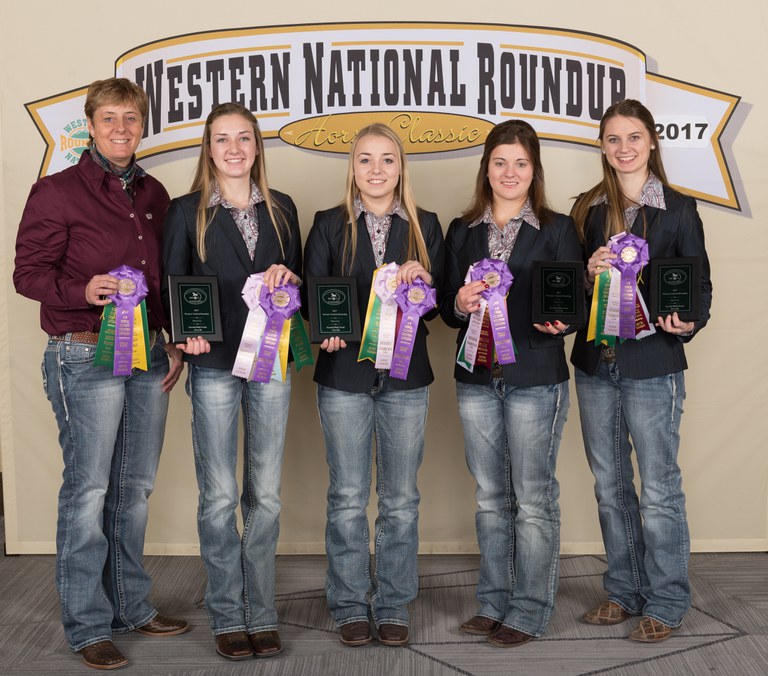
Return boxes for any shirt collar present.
[209,181,264,210]
[591,173,667,210]
[353,195,409,222]
[468,199,540,230]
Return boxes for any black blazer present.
[570,188,712,379]
[303,205,444,393]
[440,211,582,387]
[162,190,302,371]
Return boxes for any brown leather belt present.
[50,331,159,347]
[49,331,100,345]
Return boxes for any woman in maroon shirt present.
[14,78,188,671]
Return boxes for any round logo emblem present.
[117,279,136,295]
[322,289,345,306]
[546,273,570,288]
[386,276,399,292]
[183,287,207,305]
[663,269,687,286]
[620,246,638,263]
[483,271,501,288]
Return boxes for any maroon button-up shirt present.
[14,151,170,334]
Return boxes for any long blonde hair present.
[571,99,670,242]
[340,123,430,274]
[190,102,288,261]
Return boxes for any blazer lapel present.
[252,202,280,273]
[383,214,409,265]
[218,207,253,271]
[506,221,539,281]
[354,213,378,274]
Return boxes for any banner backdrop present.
[26,22,740,208]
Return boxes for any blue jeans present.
[456,379,568,637]
[317,376,428,628]
[42,336,170,652]
[575,363,689,627]
[187,365,290,635]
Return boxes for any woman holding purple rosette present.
[303,123,444,648]
[440,119,581,648]
[14,78,188,671]
[570,100,712,642]
[162,102,302,660]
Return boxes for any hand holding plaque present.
[307,277,362,343]
[649,257,701,322]
[531,261,585,326]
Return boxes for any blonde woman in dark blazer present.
[303,123,444,648]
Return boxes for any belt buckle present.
[491,362,504,379]
[601,346,616,363]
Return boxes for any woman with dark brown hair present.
[440,119,581,647]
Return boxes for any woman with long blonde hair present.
[303,123,444,648]
[163,102,302,660]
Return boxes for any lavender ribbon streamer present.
[470,258,515,364]
[609,232,649,339]
[107,265,147,376]
[251,282,301,383]
[389,278,437,380]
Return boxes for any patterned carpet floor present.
[2,523,767,674]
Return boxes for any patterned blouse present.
[209,182,265,260]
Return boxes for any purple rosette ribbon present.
[389,278,437,380]
[107,265,148,376]
[470,258,515,364]
[251,282,301,383]
[609,232,649,339]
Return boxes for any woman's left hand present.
[396,260,431,286]
[533,320,569,335]
[263,264,299,292]
[161,342,185,393]
[657,312,694,335]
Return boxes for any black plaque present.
[531,261,585,326]
[307,277,362,343]
[168,275,223,342]
[649,257,701,321]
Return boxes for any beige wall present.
[2,1,766,555]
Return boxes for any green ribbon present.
[289,314,314,372]
[93,302,152,368]
[358,294,383,362]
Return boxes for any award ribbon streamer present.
[252,282,301,383]
[232,274,268,379]
[106,265,148,376]
[389,278,436,380]
[372,263,400,369]
[609,232,649,339]
[358,267,381,362]
[471,259,515,364]
[457,263,486,372]
[289,314,314,372]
